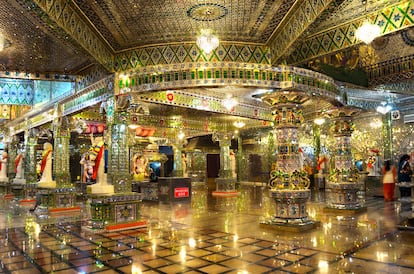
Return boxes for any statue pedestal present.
[37,181,56,188]
[35,187,80,214]
[11,179,26,198]
[87,183,114,194]
[212,178,239,197]
[12,178,26,185]
[260,189,319,232]
[325,181,366,214]
[88,193,146,231]
[86,174,114,195]
[133,181,159,201]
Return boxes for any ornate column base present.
[86,193,146,231]
[260,190,319,232]
[325,181,367,213]
[212,178,239,197]
[34,187,80,215]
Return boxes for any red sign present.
[174,187,189,198]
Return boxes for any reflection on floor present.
[1,183,414,273]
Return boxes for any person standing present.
[397,154,413,199]
[382,160,396,201]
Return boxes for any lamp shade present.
[196,29,219,54]
[355,21,381,44]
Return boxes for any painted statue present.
[13,152,26,184]
[182,152,188,177]
[367,149,380,176]
[132,153,149,181]
[87,135,114,194]
[230,150,237,179]
[38,142,56,188]
[0,151,8,182]
[14,153,24,179]
[80,152,94,183]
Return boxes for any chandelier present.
[222,97,237,110]
[355,20,381,44]
[196,29,219,54]
[376,102,392,114]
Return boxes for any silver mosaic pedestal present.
[261,189,319,232]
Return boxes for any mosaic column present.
[53,117,71,187]
[109,111,131,193]
[212,132,237,195]
[7,136,19,179]
[0,129,10,194]
[260,92,316,230]
[87,96,115,195]
[382,112,392,161]
[24,127,38,192]
[173,141,184,177]
[88,95,144,230]
[325,107,364,211]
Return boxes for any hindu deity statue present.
[87,135,114,194]
[37,142,56,188]
[13,152,26,184]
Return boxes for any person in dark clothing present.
[397,154,413,198]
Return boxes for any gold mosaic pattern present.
[0,0,94,73]
[114,43,270,71]
[31,0,113,70]
[268,0,335,64]
[288,0,414,64]
[72,0,288,50]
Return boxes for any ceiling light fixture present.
[196,29,219,54]
[314,117,326,125]
[376,103,392,114]
[222,97,237,111]
[355,21,381,44]
[355,0,381,44]
[233,121,245,128]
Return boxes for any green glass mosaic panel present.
[114,43,270,71]
[288,0,414,64]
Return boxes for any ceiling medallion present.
[187,3,228,21]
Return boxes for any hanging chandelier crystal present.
[355,20,381,44]
[196,29,219,54]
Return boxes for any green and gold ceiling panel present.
[268,0,335,63]
[114,43,270,71]
[288,0,414,64]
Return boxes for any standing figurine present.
[13,152,26,185]
[0,151,9,182]
[132,153,149,181]
[38,142,56,188]
[87,134,114,194]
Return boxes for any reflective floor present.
[1,183,414,273]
